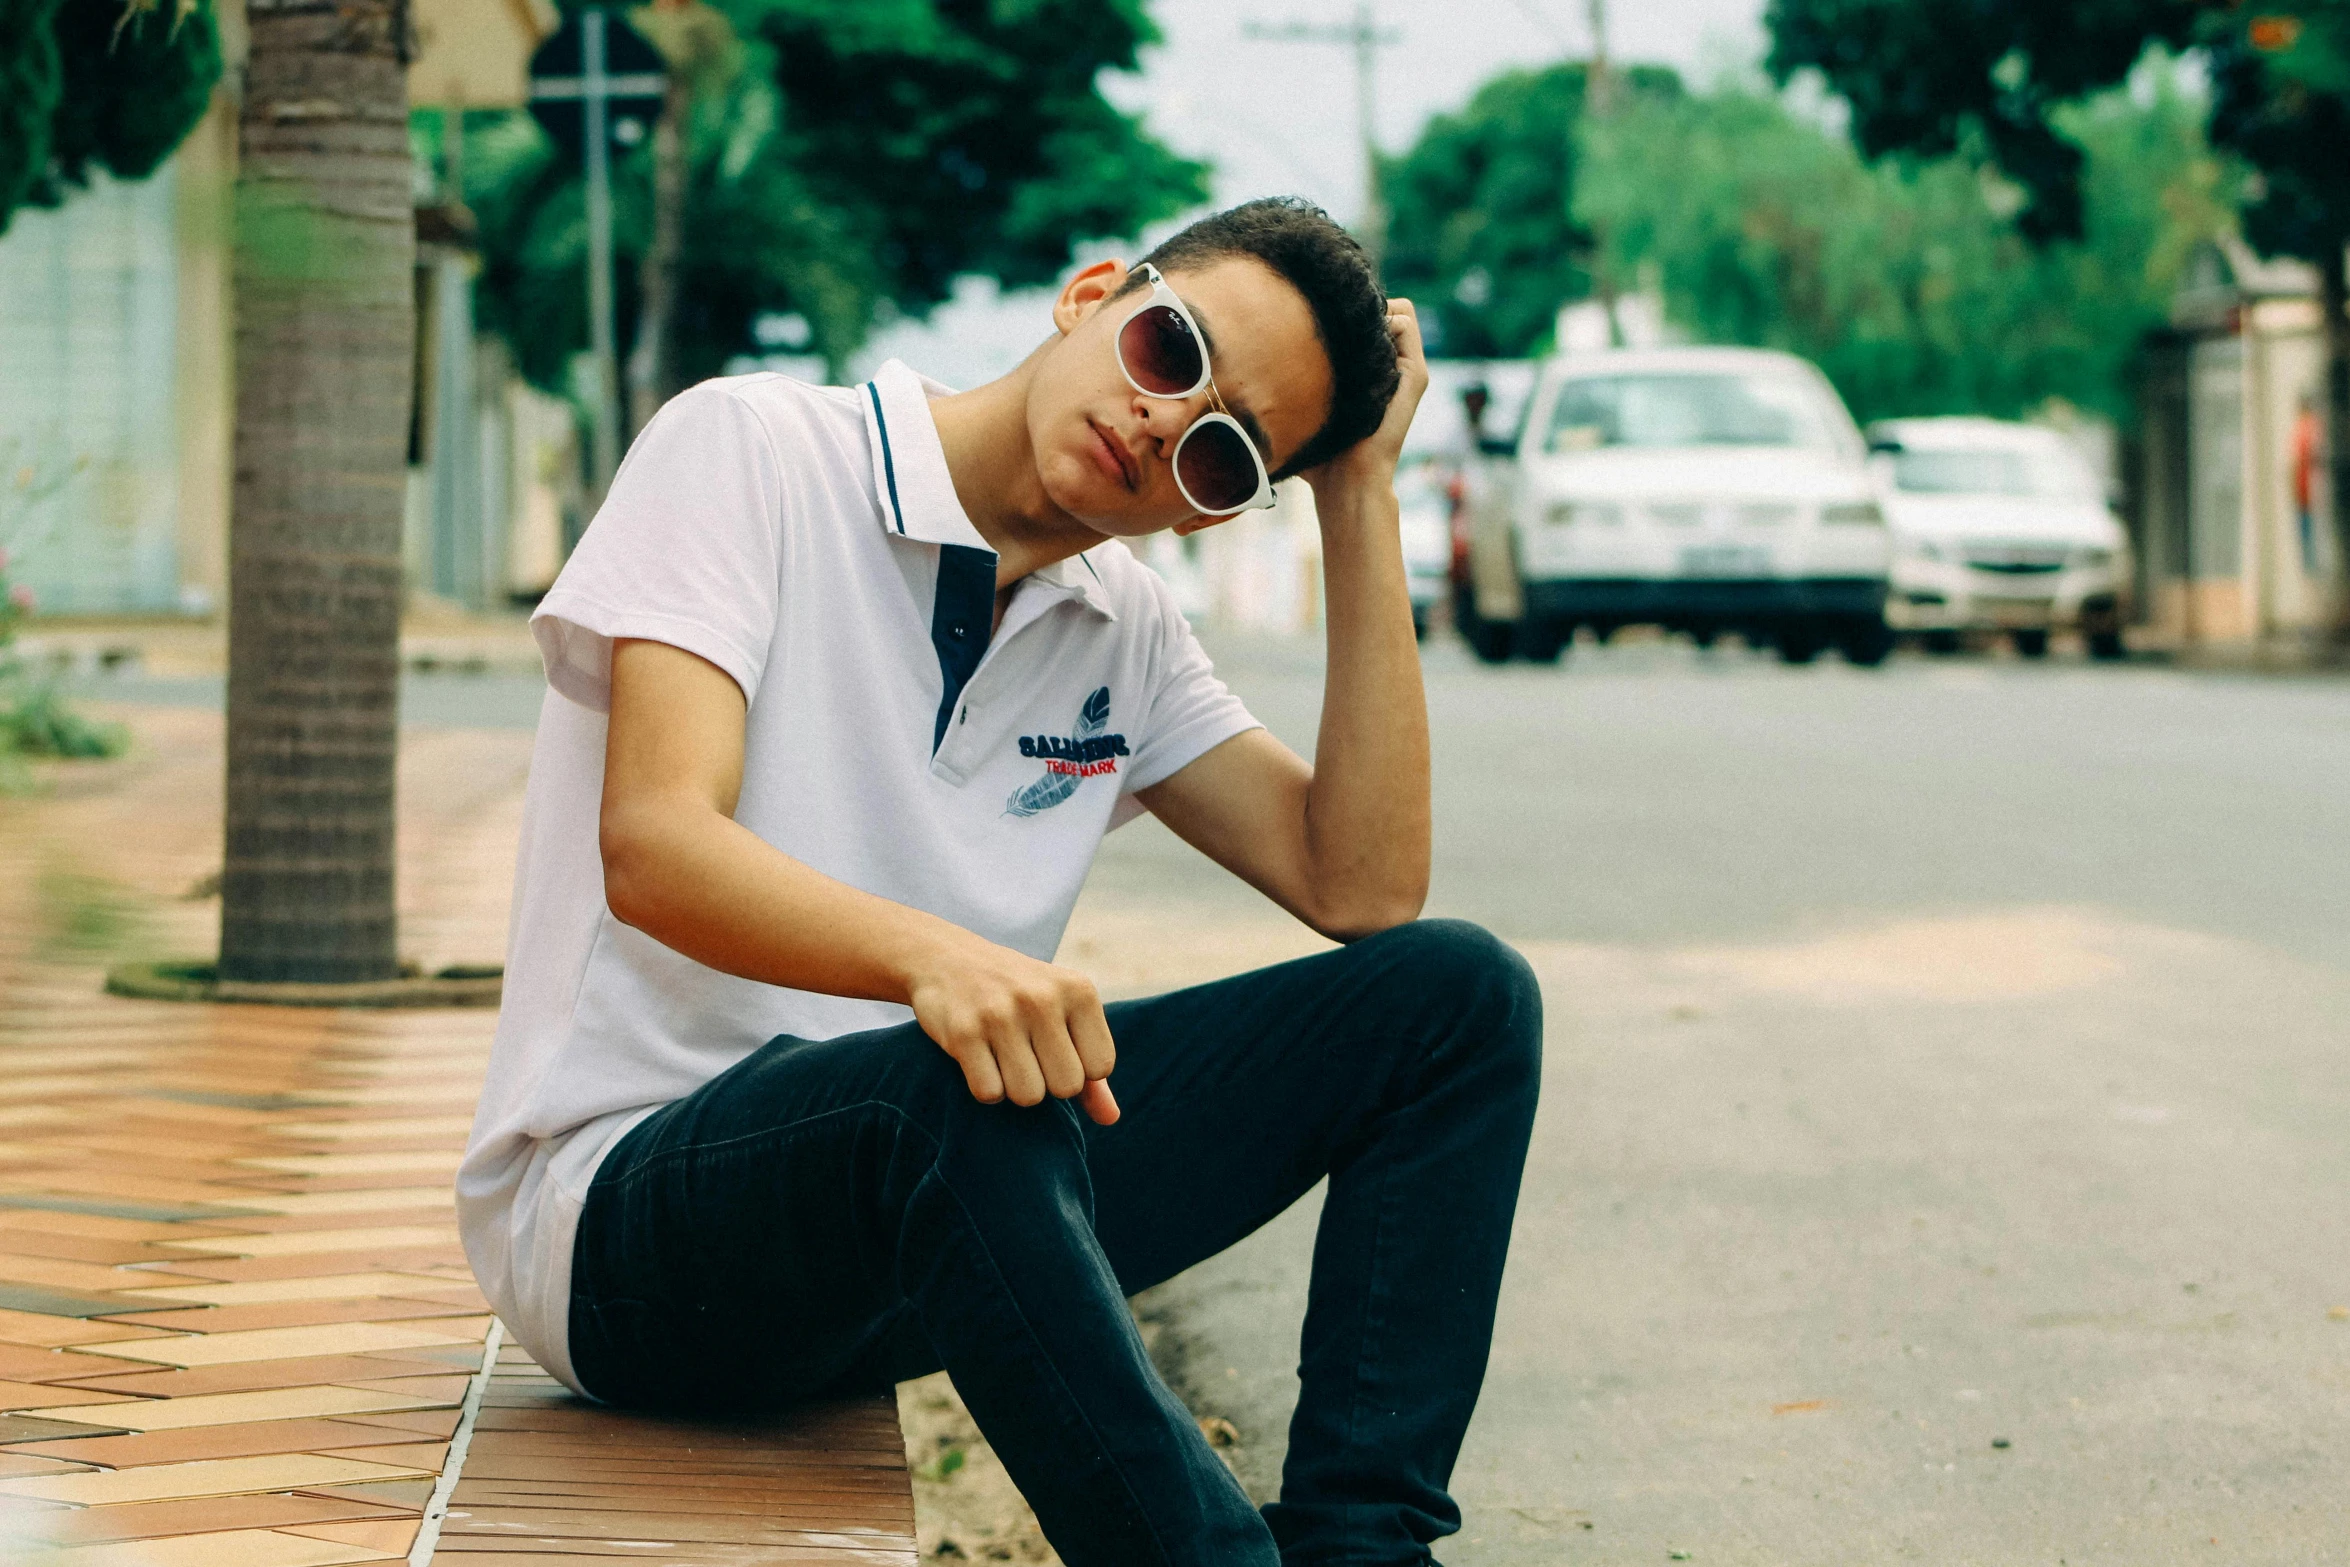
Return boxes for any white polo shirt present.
[457,362,1261,1393]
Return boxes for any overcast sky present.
[852,0,1773,383]
[1122,0,1770,224]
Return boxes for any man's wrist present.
[884,908,977,1003]
[1306,463,1399,537]
[1305,453,1394,502]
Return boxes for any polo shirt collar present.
[862,360,991,553]
[1030,551,1120,621]
[863,359,1118,622]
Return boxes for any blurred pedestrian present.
[2292,390,2322,574]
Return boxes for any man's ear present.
[1051,258,1128,337]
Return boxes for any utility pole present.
[628,0,734,433]
[629,61,687,435]
[581,11,621,490]
[529,9,664,491]
[1582,0,1622,345]
[1583,0,1613,116]
[1244,4,1401,269]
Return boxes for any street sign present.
[528,9,665,161]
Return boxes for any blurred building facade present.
[2132,239,2342,652]
[1125,480,1324,633]
[0,76,233,619]
[0,0,570,625]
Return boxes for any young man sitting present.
[459,198,1541,1567]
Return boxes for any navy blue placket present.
[931,544,996,754]
[867,382,906,533]
[869,378,999,756]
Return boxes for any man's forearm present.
[603,793,1119,1120]
[603,798,971,1002]
[1301,472,1433,934]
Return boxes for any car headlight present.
[2074,546,2116,569]
[1902,537,1948,562]
[1820,501,1886,527]
[1544,501,1623,527]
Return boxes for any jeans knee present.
[1380,918,1539,1016]
[1372,918,1543,1087]
[932,1073,1093,1193]
[895,1082,1097,1304]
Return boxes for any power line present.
[1243,4,1402,266]
[1503,0,1575,53]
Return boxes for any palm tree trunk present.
[219,0,413,983]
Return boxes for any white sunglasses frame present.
[1112,264,1277,517]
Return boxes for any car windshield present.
[1545,371,1844,455]
[1889,446,2098,501]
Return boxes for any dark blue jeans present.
[568,919,1542,1566]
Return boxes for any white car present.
[1867,418,2130,659]
[1460,346,1892,664]
[1395,458,1455,639]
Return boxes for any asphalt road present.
[1093,632,2350,1566]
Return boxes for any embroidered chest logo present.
[1006,686,1129,818]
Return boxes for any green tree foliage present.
[1767,0,2350,618]
[2201,4,2350,270]
[0,0,223,235]
[1571,67,2231,422]
[1759,0,2204,242]
[1383,53,2229,424]
[1764,0,2347,265]
[1380,62,1682,359]
[463,0,1208,393]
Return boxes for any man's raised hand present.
[1305,296,1431,499]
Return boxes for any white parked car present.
[1395,458,1455,640]
[1460,346,1892,664]
[1866,418,2130,659]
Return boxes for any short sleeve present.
[1118,572,1262,803]
[532,381,783,714]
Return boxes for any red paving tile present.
[0,707,914,1563]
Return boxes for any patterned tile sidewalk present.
[0,707,914,1566]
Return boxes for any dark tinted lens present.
[1175,420,1261,513]
[1119,303,1203,396]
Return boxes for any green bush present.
[0,543,128,772]
[3,683,127,760]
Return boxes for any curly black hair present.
[1127,197,1398,479]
